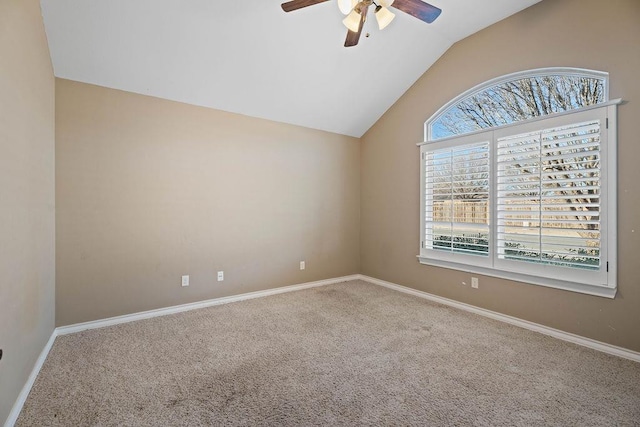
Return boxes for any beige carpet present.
[17,280,640,426]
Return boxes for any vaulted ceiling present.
[41,0,540,137]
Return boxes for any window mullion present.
[537,131,543,263]
[490,131,497,268]
[449,149,454,251]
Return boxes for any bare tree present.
[436,75,604,136]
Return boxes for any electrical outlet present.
[471,277,479,289]
[217,271,224,282]
[300,261,306,270]
[181,275,189,287]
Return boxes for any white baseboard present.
[357,274,640,363]
[4,331,57,427]
[56,274,361,336]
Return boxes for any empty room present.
[1,0,639,425]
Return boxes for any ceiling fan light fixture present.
[379,0,395,7]
[375,5,395,30]
[337,0,353,15]
[342,9,361,32]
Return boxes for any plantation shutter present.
[496,120,602,271]
[424,141,490,257]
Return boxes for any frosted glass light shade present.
[375,6,395,30]
[342,9,361,32]
[379,0,395,6]
[337,0,353,15]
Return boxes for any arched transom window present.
[427,68,608,141]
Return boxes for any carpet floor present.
[17,280,640,426]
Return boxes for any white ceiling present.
[41,0,540,137]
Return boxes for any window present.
[420,68,619,298]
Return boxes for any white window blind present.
[425,142,490,257]
[496,120,601,270]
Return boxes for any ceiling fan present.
[281,0,442,47]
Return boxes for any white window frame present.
[419,100,620,298]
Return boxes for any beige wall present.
[55,79,360,326]
[361,0,640,352]
[0,0,56,423]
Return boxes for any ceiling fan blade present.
[344,4,369,47]
[391,0,441,23]
[281,0,330,12]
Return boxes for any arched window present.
[418,68,620,298]
[426,68,608,141]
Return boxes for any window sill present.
[417,256,617,299]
